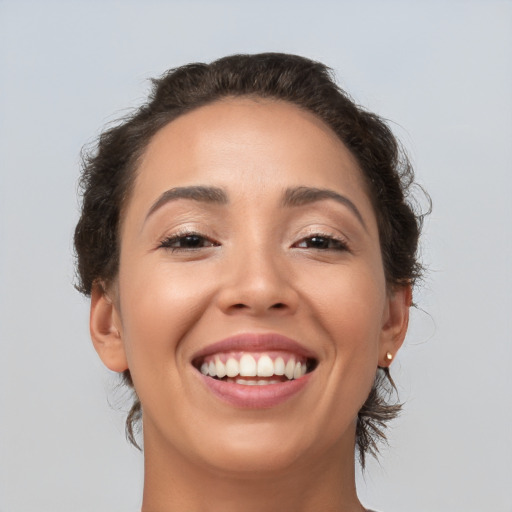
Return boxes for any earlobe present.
[90,282,128,373]
[379,283,412,367]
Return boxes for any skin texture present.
[90,98,410,512]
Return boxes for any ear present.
[379,283,412,367]
[90,282,128,373]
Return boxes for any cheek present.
[301,264,386,397]
[115,259,221,423]
[117,258,215,369]
[303,262,386,342]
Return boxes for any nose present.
[215,244,299,317]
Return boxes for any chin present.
[200,438,310,476]
[181,416,351,477]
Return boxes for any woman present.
[74,53,423,512]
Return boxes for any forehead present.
[128,98,373,220]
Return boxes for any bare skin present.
[90,98,410,511]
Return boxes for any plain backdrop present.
[1,1,511,511]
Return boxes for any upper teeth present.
[199,353,307,380]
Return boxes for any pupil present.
[185,235,201,247]
[311,237,327,248]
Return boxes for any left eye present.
[159,233,219,251]
[294,235,348,251]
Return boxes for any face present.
[91,98,409,475]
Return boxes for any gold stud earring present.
[385,351,393,362]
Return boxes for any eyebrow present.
[145,185,228,221]
[282,186,367,229]
[145,184,366,230]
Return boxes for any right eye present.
[158,232,220,252]
[293,233,350,252]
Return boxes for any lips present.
[191,333,318,407]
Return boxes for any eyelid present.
[158,229,220,251]
[292,230,351,252]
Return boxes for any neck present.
[140,423,365,512]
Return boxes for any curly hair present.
[74,53,425,467]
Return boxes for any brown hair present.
[74,53,425,467]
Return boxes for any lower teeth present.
[230,378,282,386]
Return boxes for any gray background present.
[1,1,511,511]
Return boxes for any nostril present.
[225,301,292,314]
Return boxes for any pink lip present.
[197,372,313,408]
[191,333,317,409]
[191,332,318,361]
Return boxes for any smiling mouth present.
[193,351,318,386]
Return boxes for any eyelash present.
[158,231,349,253]
[158,231,220,252]
[293,232,350,252]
